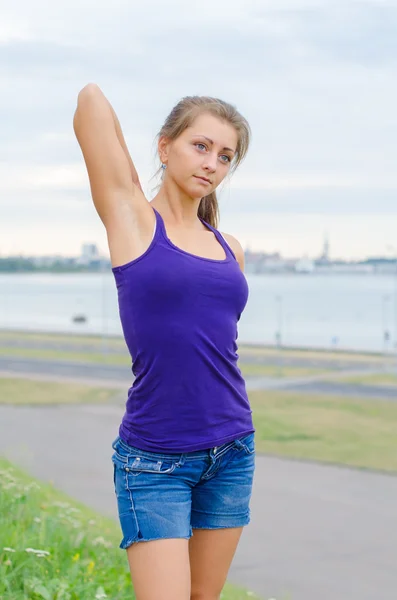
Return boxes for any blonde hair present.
[157,96,251,228]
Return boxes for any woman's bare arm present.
[73,83,149,227]
[107,102,143,193]
[73,83,154,268]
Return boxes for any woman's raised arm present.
[73,83,154,268]
[73,83,148,227]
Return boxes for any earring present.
[161,163,167,170]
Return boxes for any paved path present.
[1,403,396,600]
[1,356,397,399]
[1,336,391,370]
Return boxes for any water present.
[0,273,396,353]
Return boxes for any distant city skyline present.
[1,231,396,263]
[1,1,396,260]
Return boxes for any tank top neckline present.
[153,206,232,264]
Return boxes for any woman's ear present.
[158,135,169,165]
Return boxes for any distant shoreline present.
[1,269,396,276]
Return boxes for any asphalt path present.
[0,337,391,370]
[1,402,396,600]
[1,356,396,400]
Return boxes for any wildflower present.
[72,553,80,562]
[33,517,42,523]
[87,560,95,575]
[4,559,12,567]
[74,531,85,546]
[67,507,81,514]
[25,548,50,557]
[92,536,112,548]
[95,587,107,599]
[24,482,41,491]
[70,519,82,528]
[3,547,16,552]
[88,519,96,525]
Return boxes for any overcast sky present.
[0,0,396,260]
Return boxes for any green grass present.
[240,364,324,378]
[0,328,390,364]
[0,346,328,379]
[2,377,397,474]
[0,378,119,405]
[0,459,262,600]
[337,372,397,387]
[0,330,126,350]
[0,346,132,366]
[250,389,397,473]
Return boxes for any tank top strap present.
[152,206,237,262]
[152,207,166,241]
[199,217,237,261]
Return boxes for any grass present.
[0,328,391,364]
[0,330,126,350]
[2,378,397,474]
[0,378,119,405]
[0,346,327,379]
[239,364,324,378]
[336,372,397,387]
[0,347,131,366]
[250,389,397,473]
[0,458,262,600]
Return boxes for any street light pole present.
[386,245,397,371]
[275,295,283,349]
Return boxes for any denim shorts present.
[111,432,256,549]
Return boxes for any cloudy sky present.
[1,0,396,260]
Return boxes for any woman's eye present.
[196,143,207,151]
[220,155,231,163]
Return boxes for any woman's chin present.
[190,184,214,199]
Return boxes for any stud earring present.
[161,163,167,170]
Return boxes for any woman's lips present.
[194,176,211,185]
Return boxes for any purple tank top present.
[112,205,255,452]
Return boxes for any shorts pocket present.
[239,433,255,455]
[112,437,178,477]
[124,456,177,477]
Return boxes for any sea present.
[0,272,397,353]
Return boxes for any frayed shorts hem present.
[120,533,192,550]
[192,520,250,530]
[120,518,251,549]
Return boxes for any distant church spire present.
[321,231,330,262]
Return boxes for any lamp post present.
[382,294,390,356]
[275,295,283,349]
[386,245,397,369]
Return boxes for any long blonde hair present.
[157,96,251,228]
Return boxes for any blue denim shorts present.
[111,432,256,549]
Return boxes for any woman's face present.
[160,112,238,199]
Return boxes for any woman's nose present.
[203,153,217,172]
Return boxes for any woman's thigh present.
[127,538,191,600]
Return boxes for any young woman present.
[73,84,256,600]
